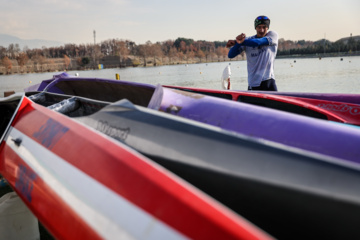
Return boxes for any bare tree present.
[63,54,71,70]
[118,40,130,67]
[16,52,29,73]
[148,43,163,65]
[196,49,205,62]
[178,51,184,63]
[186,51,195,63]
[31,54,47,72]
[215,47,229,61]
[137,41,153,66]
[221,47,229,61]
[0,46,6,59]
[7,44,20,59]
[2,56,12,74]
[168,47,178,64]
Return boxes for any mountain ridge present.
[0,33,64,49]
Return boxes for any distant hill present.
[312,35,359,45]
[336,35,360,44]
[0,33,64,49]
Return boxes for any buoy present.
[200,72,202,74]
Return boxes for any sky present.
[1,0,359,45]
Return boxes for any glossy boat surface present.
[0,94,270,240]
[28,91,360,240]
[164,85,360,125]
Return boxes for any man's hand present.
[236,33,246,44]
[226,40,236,48]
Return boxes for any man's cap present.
[255,16,270,29]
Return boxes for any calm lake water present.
[1,56,359,97]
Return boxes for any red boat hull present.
[0,96,271,240]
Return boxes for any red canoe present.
[164,85,360,126]
[0,94,272,240]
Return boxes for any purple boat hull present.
[25,73,360,165]
[149,85,360,165]
[24,72,156,106]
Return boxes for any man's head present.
[254,15,270,38]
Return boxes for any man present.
[227,15,278,91]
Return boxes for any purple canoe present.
[25,73,360,165]
[149,85,360,165]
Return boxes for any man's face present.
[256,24,268,38]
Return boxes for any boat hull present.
[24,75,360,165]
[67,97,360,240]
[164,85,360,125]
[1,95,270,240]
[149,86,360,165]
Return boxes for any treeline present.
[0,38,234,74]
[0,36,359,74]
[278,37,360,56]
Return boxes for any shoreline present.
[1,52,359,76]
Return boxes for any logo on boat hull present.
[15,165,37,203]
[33,118,69,149]
[96,120,130,142]
[317,104,360,115]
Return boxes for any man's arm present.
[228,37,270,58]
[227,33,246,58]
[228,43,244,58]
[242,37,269,47]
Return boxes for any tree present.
[215,47,229,61]
[16,52,29,72]
[63,54,71,70]
[32,55,47,72]
[196,49,205,62]
[7,43,20,59]
[221,47,229,61]
[174,37,194,49]
[186,51,195,63]
[179,41,186,53]
[161,40,174,55]
[2,56,12,74]
[148,43,163,65]
[137,41,153,66]
[178,51,184,62]
[168,47,178,64]
[215,47,223,61]
[0,46,6,59]
[118,40,130,66]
